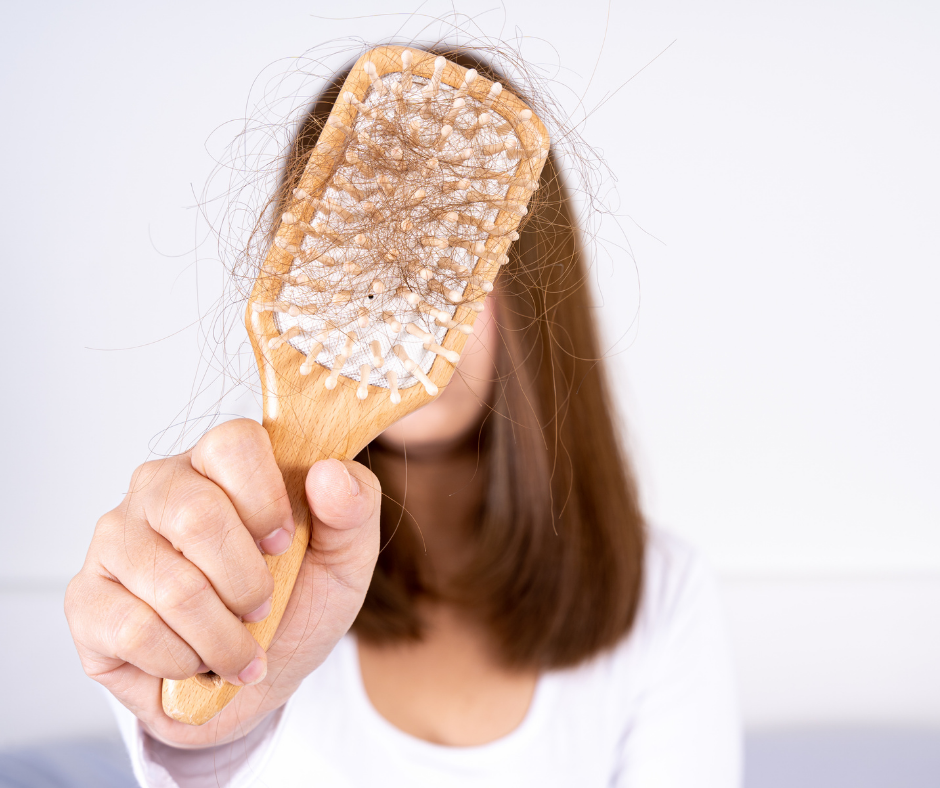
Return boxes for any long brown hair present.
[275,45,645,671]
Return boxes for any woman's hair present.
[273,46,645,671]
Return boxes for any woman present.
[65,46,741,786]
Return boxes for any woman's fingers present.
[97,517,266,687]
[190,419,295,555]
[66,570,202,682]
[136,468,274,620]
[123,441,276,622]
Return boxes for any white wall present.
[1,0,937,746]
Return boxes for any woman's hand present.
[64,418,381,748]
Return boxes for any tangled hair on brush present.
[202,34,644,670]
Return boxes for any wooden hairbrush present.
[161,45,549,725]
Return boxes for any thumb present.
[305,459,381,593]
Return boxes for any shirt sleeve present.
[611,540,743,788]
[108,692,286,788]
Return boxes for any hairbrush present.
[161,44,549,725]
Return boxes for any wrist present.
[143,695,285,750]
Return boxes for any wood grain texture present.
[162,45,549,726]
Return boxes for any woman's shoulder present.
[638,528,721,631]
[557,528,727,688]
[535,529,739,770]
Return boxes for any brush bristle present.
[260,48,547,400]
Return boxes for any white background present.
[1,0,937,747]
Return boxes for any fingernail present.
[237,656,267,687]
[242,597,272,623]
[344,466,360,497]
[260,528,292,556]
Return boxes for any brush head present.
[248,46,549,404]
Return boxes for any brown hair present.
[275,46,645,671]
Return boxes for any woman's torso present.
[231,531,741,788]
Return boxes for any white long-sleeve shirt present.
[114,530,742,787]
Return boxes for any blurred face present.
[376,298,499,456]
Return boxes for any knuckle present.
[165,488,226,546]
[128,459,168,494]
[111,603,161,658]
[111,600,202,680]
[75,648,118,684]
[153,564,214,617]
[79,657,106,683]
[199,419,270,466]
[63,573,88,629]
[93,510,121,539]
[154,637,201,681]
